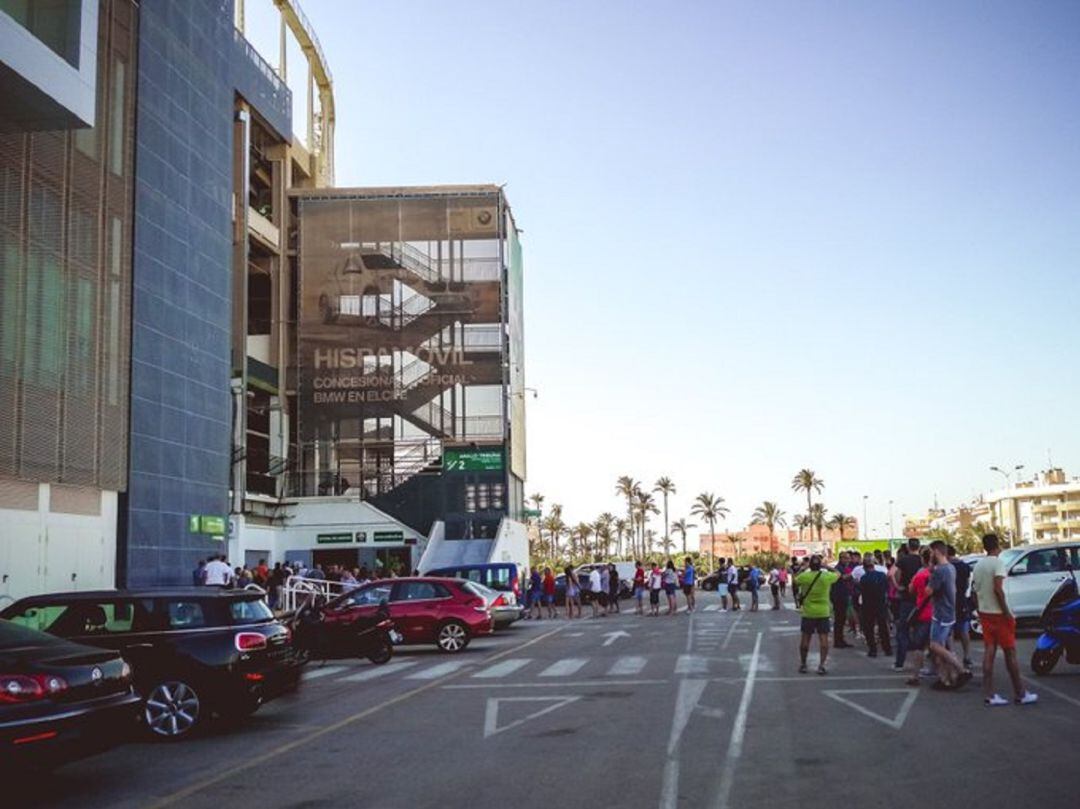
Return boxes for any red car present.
[322,577,493,653]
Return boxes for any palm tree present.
[541,513,566,558]
[613,518,629,557]
[751,501,787,553]
[827,513,856,544]
[529,492,544,516]
[691,492,729,572]
[792,513,808,544]
[810,503,828,545]
[791,469,824,532]
[654,477,676,554]
[670,517,696,556]
[633,489,659,559]
[573,522,593,561]
[615,476,639,551]
[595,513,615,558]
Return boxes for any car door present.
[1005,548,1068,618]
[391,581,450,642]
[328,583,393,626]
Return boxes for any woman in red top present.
[542,567,557,619]
[905,548,933,686]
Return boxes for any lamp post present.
[888,499,894,539]
[862,495,869,541]
[989,464,1025,547]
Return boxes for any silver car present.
[970,542,1080,635]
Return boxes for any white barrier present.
[278,575,355,613]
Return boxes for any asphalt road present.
[15,590,1080,809]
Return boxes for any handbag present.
[795,570,823,608]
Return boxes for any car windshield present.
[462,581,496,601]
[0,618,69,650]
[999,549,1024,568]
[229,598,274,624]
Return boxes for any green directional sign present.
[189,515,226,536]
[444,448,503,472]
[373,530,404,543]
[316,533,353,544]
[524,509,542,518]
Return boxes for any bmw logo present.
[91,667,103,682]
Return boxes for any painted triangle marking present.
[822,688,919,730]
[483,695,581,738]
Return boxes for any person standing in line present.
[856,553,892,657]
[633,561,646,615]
[892,539,923,671]
[778,565,789,601]
[648,562,663,617]
[662,560,679,615]
[527,567,544,620]
[598,564,611,617]
[192,559,207,586]
[726,559,741,611]
[947,545,974,671]
[923,540,969,690]
[203,555,233,586]
[564,566,582,620]
[747,563,762,611]
[608,563,621,614]
[972,534,1038,706]
[542,567,557,619]
[830,552,854,648]
[768,567,781,610]
[719,559,730,612]
[796,555,839,675]
[682,557,696,613]
[904,548,933,687]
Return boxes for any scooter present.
[1031,565,1080,675]
[291,596,398,666]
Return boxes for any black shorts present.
[649,590,660,605]
[908,621,930,651]
[800,617,831,635]
[682,584,694,596]
[597,592,609,607]
[727,583,739,595]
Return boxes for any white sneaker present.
[985,694,1009,707]
[1015,691,1038,706]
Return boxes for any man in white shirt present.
[203,555,233,586]
[726,562,741,611]
[589,567,603,618]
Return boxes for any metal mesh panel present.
[49,484,102,515]
[0,0,135,492]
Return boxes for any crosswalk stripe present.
[339,660,417,682]
[676,655,709,675]
[608,656,647,676]
[406,660,469,680]
[539,658,588,677]
[473,659,532,679]
[301,665,348,681]
[703,605,721,612]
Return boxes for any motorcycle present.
[1031,565,1080,675]
[290,596,399,666]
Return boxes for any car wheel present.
[436,621,470,653]
[1031,646,1062,676]
[143,679,202,739]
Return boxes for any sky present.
[249,1,1080,546]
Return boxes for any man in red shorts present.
[971,533,1037,707]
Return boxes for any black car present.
[0,588,301,739]
[0,619,141,769]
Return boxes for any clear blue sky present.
[266,1,1080,543]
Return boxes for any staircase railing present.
[386,241,441,284]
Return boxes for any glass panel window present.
[229,599,274,624]
[345,584,391,606]
[4,604,69,633]
[109,59,125,176]
[165,601,207,629]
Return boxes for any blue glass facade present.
[122,0,290,586]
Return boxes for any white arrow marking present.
[483,695,581,738]
[602,630,630,647]
[822,688,919,730]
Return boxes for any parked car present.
[424,563,524,607]
[700,571,723,591]
[968,543,1080,637]
[322,577,494,653]
[574,563,635,599]
[467,582,522,629]
[0,589,301,740]
[0,619,141,769]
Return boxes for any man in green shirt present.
[795,555,839,675]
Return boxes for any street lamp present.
[989,464,1025,547]
[862,495,869,541]
[888,499,894,539]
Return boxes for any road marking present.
[540,658,588,677]
[301,665,348,681]
[602,630,630,647]
[714,632,762,809]
[676,654,709,675]
[659,678,708,809]
[769,625,801,633]
[483,695,581,738]
[407,660,469,679]
[473,658,532,679]
[721,613,744,650]
[703,605,720,612]
[608,655,647,676]
[144,623,569,808]
[339,660,417,682]
[444,679,667,689]
[1023,677,1080,710]
[822,688,919,729]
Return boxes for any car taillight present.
[0,674,68,704]
[493,595,506,607]
[234,632,268,652]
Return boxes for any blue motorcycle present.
[1031,566,1080,675]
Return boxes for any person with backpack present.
[947,545,974,672]
[796,555,839,675]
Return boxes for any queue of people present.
[792,533,1038,706]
